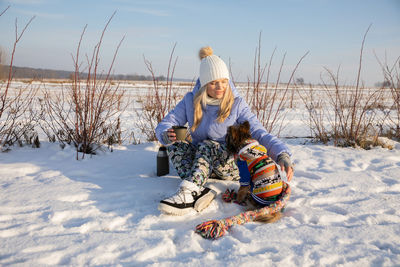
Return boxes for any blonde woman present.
[155,47,293,215]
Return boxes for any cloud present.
[7,0,46,4]
[124,7,169,17]
[14,8,65,19]
[108,0,172,16]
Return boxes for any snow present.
[1,80,400,265]
[1,138,400,266]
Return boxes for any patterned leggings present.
[167,140,240,187]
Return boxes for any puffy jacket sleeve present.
[155,93,191,145]
[236,98,291,161]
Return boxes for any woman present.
[155,47,293,215]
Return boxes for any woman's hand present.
[166,128,176,142]
[277,153,294,182]
[280,165,294,182]
[162,128,177,144]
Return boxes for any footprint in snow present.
[63,218,92,229]
[373,241,400,254]
[325,205,348,216]
[381,177,399,187]
[344,158,369,172]
[294,170,323,180]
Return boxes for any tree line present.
[0,65,168,81]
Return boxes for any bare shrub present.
[321,69,381,148]
[0,7,39,151]
[135,44,189,141]
[375,54,400,140]
[0,84,40,150]
[40,13,127,159]
[300,25,385,148]
[323,26,384,148]
[245,32,308,136]
[297,84,330,143]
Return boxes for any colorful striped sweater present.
[236,139,283,205]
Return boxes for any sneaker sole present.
[194,189,217,212]
[158,202,194,216]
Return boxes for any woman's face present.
[206,79,228,99]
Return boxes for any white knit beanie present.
[199,46,230,87]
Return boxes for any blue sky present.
[1,0,399,85]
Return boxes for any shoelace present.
[166,186,199,204]
[168,186,190,204]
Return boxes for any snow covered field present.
[1,82,400,266]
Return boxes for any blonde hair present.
[191,82,234,132]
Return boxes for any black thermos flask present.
[157,146,169,176]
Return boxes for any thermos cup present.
[172,126,188,141]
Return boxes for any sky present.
[0,0,399,86]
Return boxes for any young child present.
[226,121,284,206]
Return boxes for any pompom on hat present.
[199,46,230,87]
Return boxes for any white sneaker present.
[158,180,216,215]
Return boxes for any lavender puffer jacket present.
[155,79,291,161]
